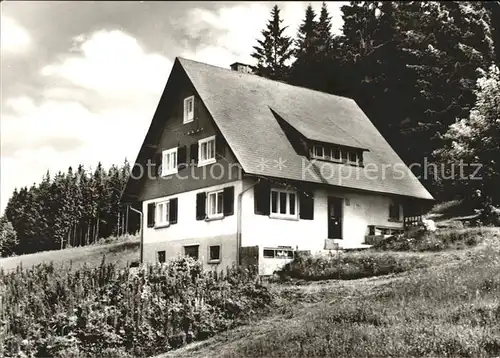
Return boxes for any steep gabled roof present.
[177,57,433,200]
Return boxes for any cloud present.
[0,16,31,53]
[178,2,346,68]
[1,29,171,213]
[40,30,173,100]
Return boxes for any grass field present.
[156,228,500,358]
[0,235,139,272]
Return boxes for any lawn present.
[0,235,139,272]
[157,228,500,358]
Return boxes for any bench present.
[365,225,405,245]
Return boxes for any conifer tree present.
[290,5,320,88]
[251,5,294,81]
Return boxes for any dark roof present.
[178,57,433,200]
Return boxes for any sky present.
[0,1,346,214]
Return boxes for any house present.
[121,57,434,275]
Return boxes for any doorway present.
[327,197,343,239]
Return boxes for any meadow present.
[2,227,500,357]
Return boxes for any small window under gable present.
[198,135,216,166]
[162,147,178,176]
[183,96,194,124]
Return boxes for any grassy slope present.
[0,236,139,272]
[158,229,500,358]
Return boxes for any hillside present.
[0,235,139,272]
[157,228,500,357]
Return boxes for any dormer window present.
[310,143,363,166]
[183,96,194,124]
[313,145,324,159]
[331,147,341,161]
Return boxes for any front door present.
[327,197,343,239]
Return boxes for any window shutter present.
[216,134,225,158]
[169,198,178,224]
[177,146,187,170]
[154,152,162,176]
[254,180,270,215]
[223,186,234,216]
[196,192,206,220]
[299,191,314,220]
[190,143,199,165]
[147,203,155,227]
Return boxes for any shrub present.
[277,251,425,281]
[0,257,274,357]
[373,228,497,252]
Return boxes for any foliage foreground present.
[0,258,273,357]
[166,233,500,358]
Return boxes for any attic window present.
[183,96,194,124]
[310,143,363,166]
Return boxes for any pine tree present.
[251,5,294,81]
[290,5,320,88]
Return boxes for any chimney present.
[230,62,253,74]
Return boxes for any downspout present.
[129,206,144,264]
[237,178,261,265]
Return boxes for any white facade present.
[142,178,403,275]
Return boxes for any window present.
[207,189,224,219]
[389,203,400,221]
[198,135,216,166]
[312,145,324,159]
[263,247,294,259]
[155,200,170,227]
[184,245,199,260]
[331,147,341,161]
[157,250,166,263]
[348,151,358,165]
[270,189,298,219]
[162,147,178,176]
[183,96,194,124]
[209,245,221,262]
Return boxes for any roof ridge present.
[176,56,356,102]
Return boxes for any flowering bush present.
[0,257,274,357]
[277,250,424,281]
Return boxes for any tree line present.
[1,160,140,257]
[251,1,500,208]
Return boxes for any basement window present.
[183,96,194,124]
[184,245,199,260]
[209,245,221,262]
[263,247,294,259]
[157,250,166,263]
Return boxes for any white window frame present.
[206,189,224,219]
[155,200,170,227]
[183,96,194,124]
[198,135,216,167]
[208,245,221,263]
[162,147,178,176]
[311,145,325,160]
[270,188,298,219]
[347,150,359,165]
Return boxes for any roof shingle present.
[178,57,433,200]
